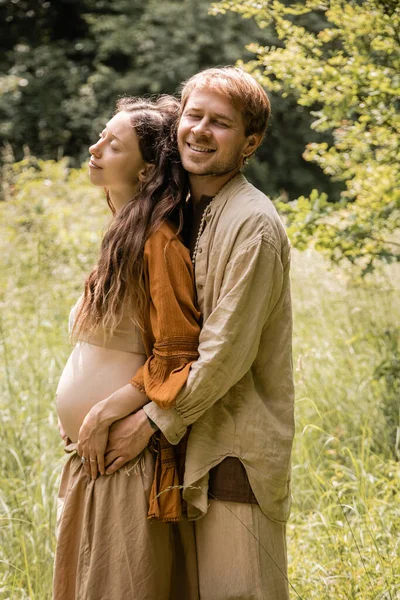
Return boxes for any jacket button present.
[198,247,202,254]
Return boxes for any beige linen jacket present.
[144,173,295,523]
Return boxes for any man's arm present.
[144,233,286,444]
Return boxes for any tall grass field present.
[0,160,399,599]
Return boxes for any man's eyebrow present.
[213,112,235,124]
[184,107,235,124]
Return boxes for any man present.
[106,67,294,599]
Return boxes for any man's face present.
[178,89,258,178]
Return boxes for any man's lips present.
[89,159,102,169]
[186,143,215,154]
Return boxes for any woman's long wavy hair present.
[72,95,188,340]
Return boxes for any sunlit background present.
[0,1,399,598]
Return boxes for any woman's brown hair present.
[72,95,188,339]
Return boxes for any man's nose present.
[191,118,211,137]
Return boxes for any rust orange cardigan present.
[129,221,201,522]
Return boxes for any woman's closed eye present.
[97,131,119,152]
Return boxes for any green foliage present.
[372,327,400,459]
[290,249,400,598]
[214,0,400,272]
[0,0,93,159]
[0,0,339,199]
[0,159,106,597]
[0,160,399,598]
[0,43,90,157]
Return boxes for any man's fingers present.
[82,457,90,478]
[97,453,105,476]
[104,450,120,469]
[105,456,127,475]
[89,457,98,480]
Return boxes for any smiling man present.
[178,87,256,186]
[140,67,295,599]
[101,67,294,599]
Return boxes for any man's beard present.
[182,149,243,178]
[191,162,241,178]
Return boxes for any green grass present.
[0,160,399,599]
[288,250,399,599]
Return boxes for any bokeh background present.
[0,1,399,598]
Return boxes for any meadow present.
[0,159,399,599]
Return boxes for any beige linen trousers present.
[53,450,289,600]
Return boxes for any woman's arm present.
[87,382,148,427]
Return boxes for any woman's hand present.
[57,417,72,447]
[77,402,110,479]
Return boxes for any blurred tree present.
[0,0,338,199]
[215,0,400,271]
[0,0,94,158]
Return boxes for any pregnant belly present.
[56,342,146,443]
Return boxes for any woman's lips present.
[89,159,102,169]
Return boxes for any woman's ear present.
[137,163,155,183]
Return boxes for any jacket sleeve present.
[130,229,201,409]
[143,234,287,444]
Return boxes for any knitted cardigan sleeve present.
[130,225,201,409]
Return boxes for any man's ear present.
[242,134,262,160]
[137,163,155,183]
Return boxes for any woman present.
[54,96,201,599]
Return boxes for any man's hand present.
[104,409,155,475]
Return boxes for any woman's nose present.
[89,140,101,157]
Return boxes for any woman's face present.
[88,111,146,198]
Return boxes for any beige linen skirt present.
[53,448,198,600]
